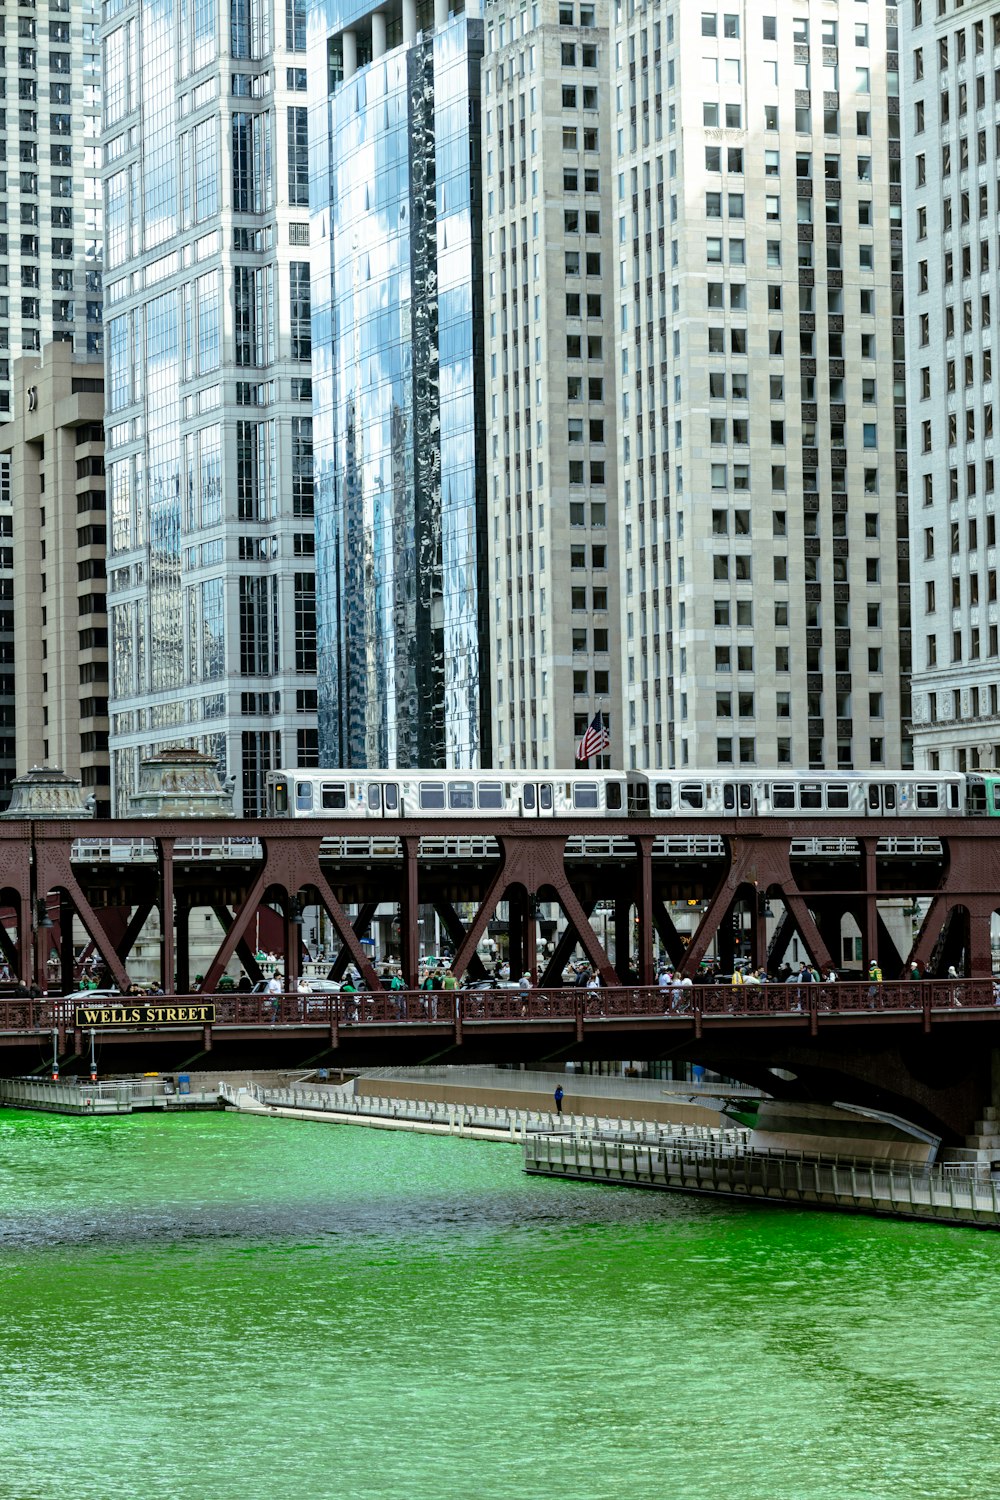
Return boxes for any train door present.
[521,782,555,817]
[366,782,399,817]
[866,781,897,815]
[722,782,757,813]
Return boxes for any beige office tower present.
[0,0,104,809]
[1,343,109,812]
[484,0,621,770]
[0,0,105,420]
[612,0,910,771]
[903,0,1000,771]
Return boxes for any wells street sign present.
[73,1003,216,1027]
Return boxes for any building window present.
[289,261,310,360]
[287,106,309,206]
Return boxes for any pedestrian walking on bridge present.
[554,1084,564,1116]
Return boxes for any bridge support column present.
[284,899,301,990]
[860,839,879,972]
[968,902,994,978]
[157,839,174,996]
[508,889,526,981]
[633,836,654,985]
[59,891,74,991]
[750,895,767,972]
[401,838,420,989]
[175,902,191,994]
[613,896,631,981]
[525,896,538,983]
[717,912,735,976]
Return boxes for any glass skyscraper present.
[309,0,490,770]
[100,0,318,815]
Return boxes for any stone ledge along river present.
[0,1107,998,1500]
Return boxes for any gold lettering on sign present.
[73,1004,217,1028]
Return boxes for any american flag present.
[576,711,611,762]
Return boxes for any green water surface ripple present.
[0,1108,996,1500]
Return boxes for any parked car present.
[62,988,125,1003]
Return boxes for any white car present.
[62,988,126,1003]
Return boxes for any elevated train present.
[265,769,999,820]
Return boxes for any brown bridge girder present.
[681,832,834,976]
[0,816,998,1002]
[198,839,382,993]
[447,833,617,985]
[327,902,379,981]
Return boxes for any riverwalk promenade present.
[219,1075,1000,1232]
[6,1065,1000,1230]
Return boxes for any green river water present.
[0,1108,997,1500]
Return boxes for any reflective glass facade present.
[310,7,490,769]
[101,0,318,814]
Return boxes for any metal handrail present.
[0,978,990,1035]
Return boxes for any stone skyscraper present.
[903,0,1000,772]
[0,0,106,808]
[482,0,621,771]
[612,0,910,771]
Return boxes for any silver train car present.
[266,770,627,818]
[266,769,967,820]
[631,771,966,817]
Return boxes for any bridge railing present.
[0,978,995,1034]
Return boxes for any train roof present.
[270,767,626,779]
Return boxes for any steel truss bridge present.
[0,814,997,1143]
[0,815,997,993]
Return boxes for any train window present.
[655,783,672,810]
[384,783,398,811]
[916,785,939,809]
[801,784,822,809]
[523,784,536,810]
[723,785,736,811]
[419,782,446,809]
[540,784,553,810]
[607,782,623,811]
[367,784,381,810]
[574,783,599,809]
[274,781,288,813]
[478,782,503,809]
[321,784,347,809]
[827,786,849,809]
[772,785,794,809]
[884,786,896,810]
[679,785,704,809]
[296,781,314,811]
[738,785,752,812]
[867,785,880,810]
[448,781,475,809]
[950,783,960,809]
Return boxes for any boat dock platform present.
[523,1130,1000,1231]
[0,1077,222,1115]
